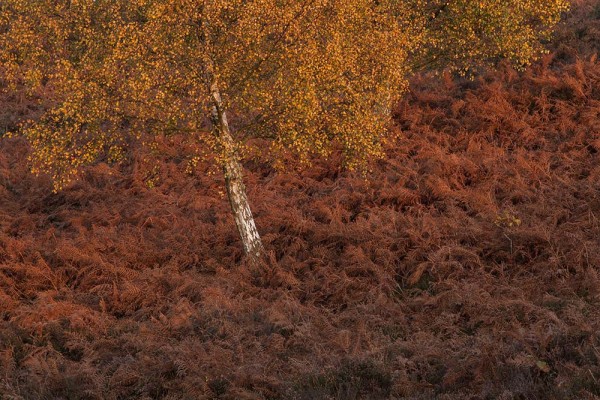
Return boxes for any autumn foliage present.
[0,1,599,398]
[0,0,568,187]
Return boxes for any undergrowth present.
[1,2,599,399]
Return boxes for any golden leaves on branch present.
[0,0,569,188]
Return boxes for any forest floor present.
[1,2,600,399]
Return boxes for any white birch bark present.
[210,83,264,259]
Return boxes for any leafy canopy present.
[0,0,568,189]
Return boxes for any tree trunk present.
[210,83,264,259]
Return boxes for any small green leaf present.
[536,360,551,373]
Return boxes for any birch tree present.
[0,0,568,258]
